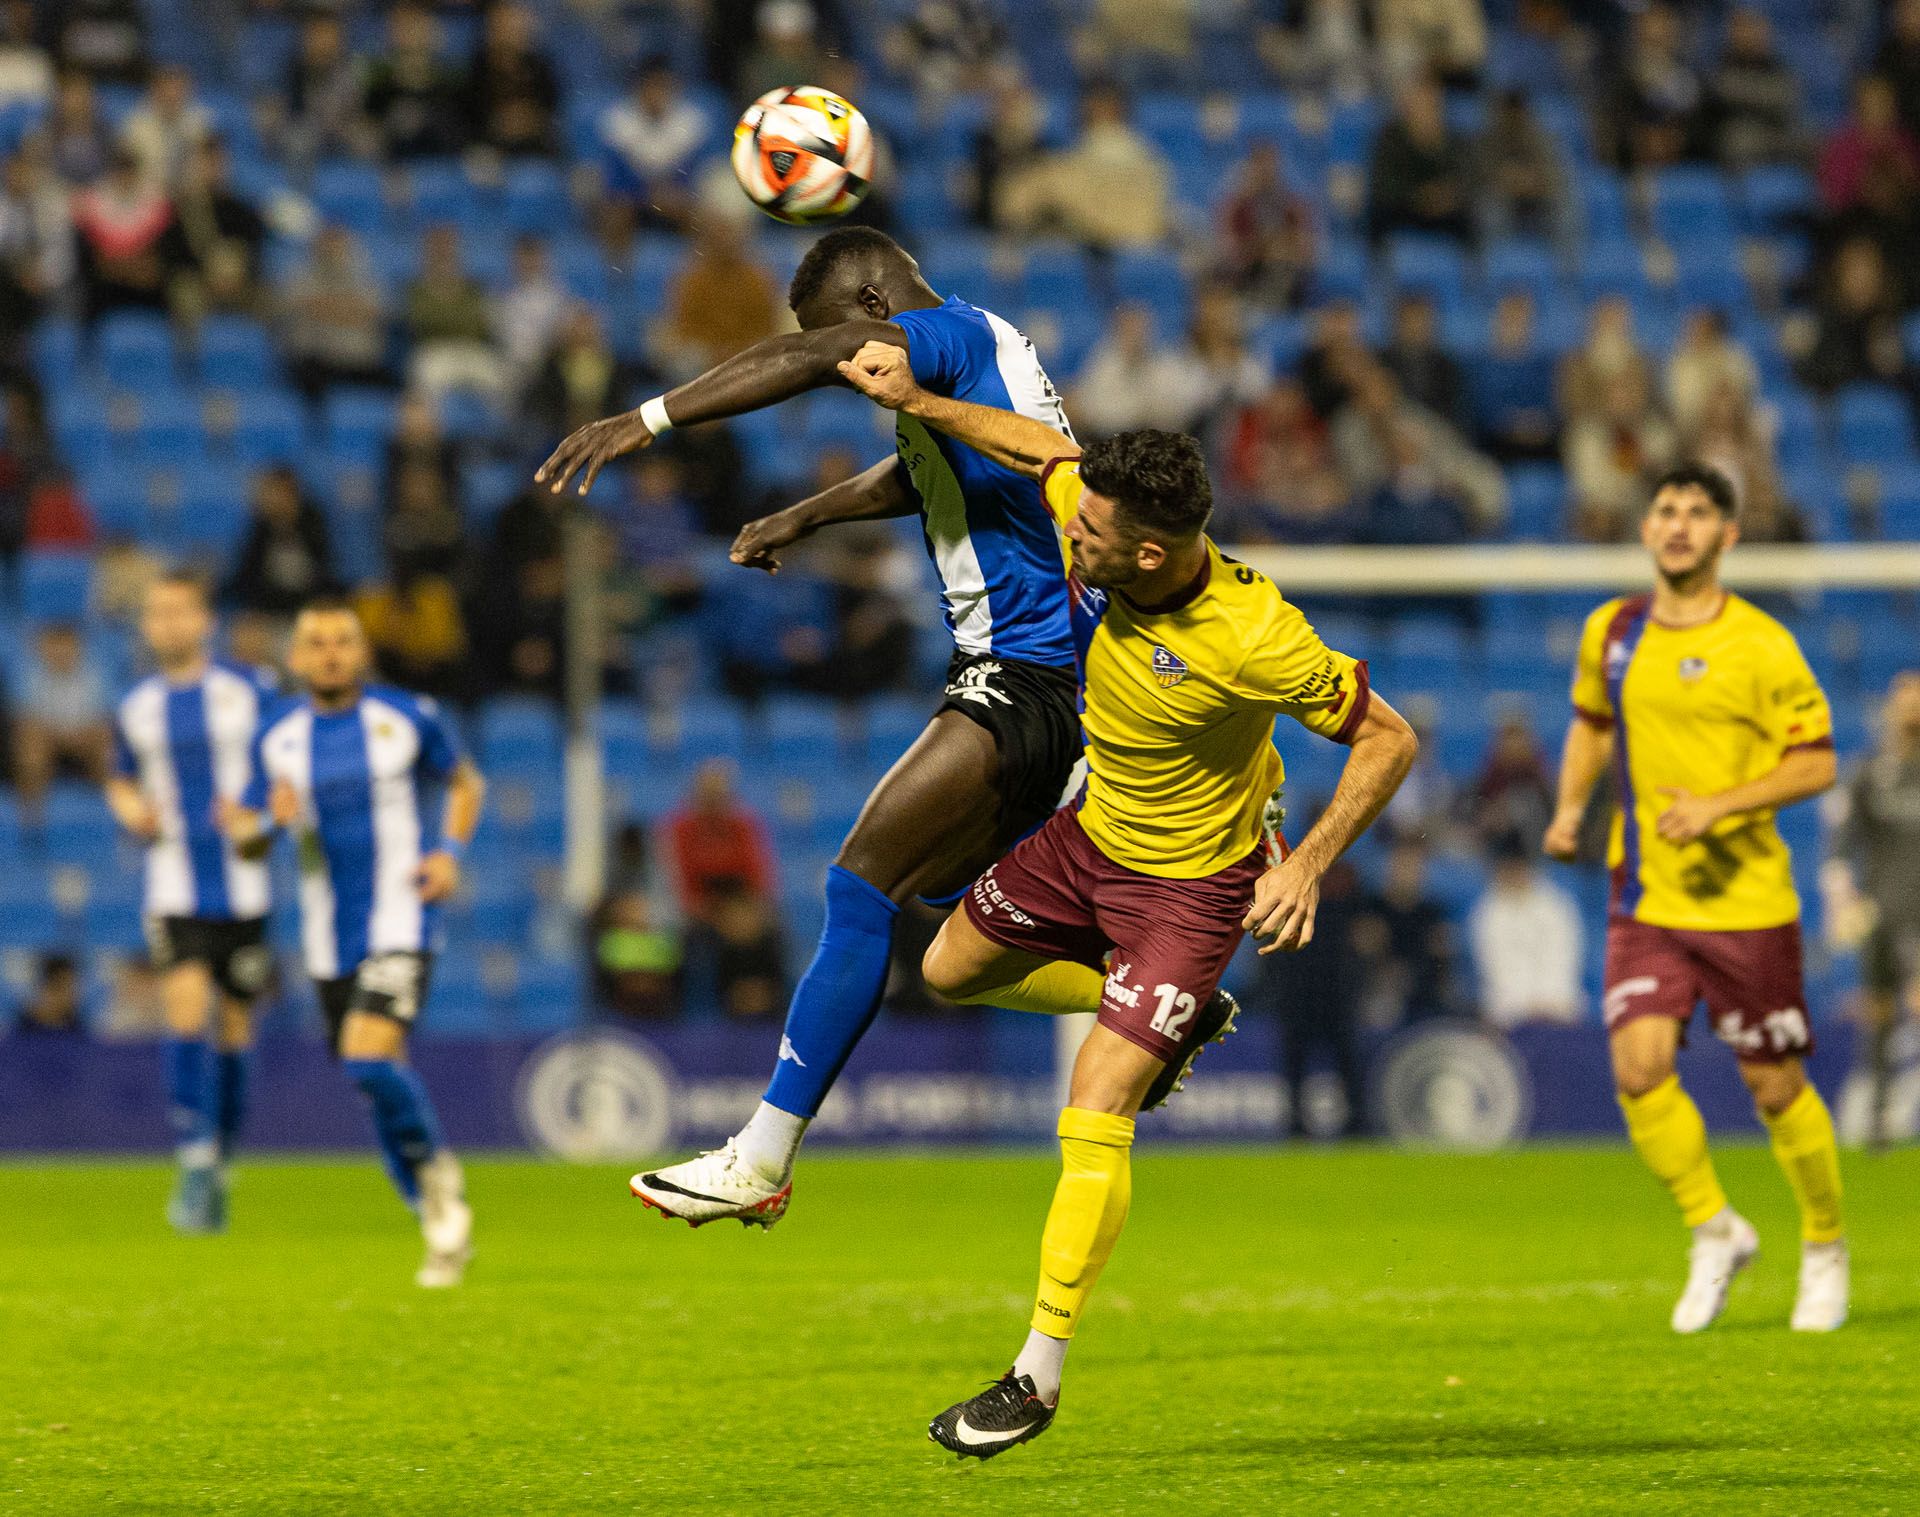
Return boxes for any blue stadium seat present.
[223,390,307,466]
[322,389,398,453]
[1483,239,1563,303]
[1836,386,1917,465]
[311,159,390,234]
[1742,165,1814,233]
[1384,235,1472,302]
[197,316,280,390]
[479,697,563,770]
[1505,464,1566,541]
[21,552,93,621]
[502,161,570,231]
[98,312,179,392]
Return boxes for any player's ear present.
[856,282,888,319]
[1136,540,1167,573]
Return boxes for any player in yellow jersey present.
[839,340,1418,1457]
[1544,464,1847,1335]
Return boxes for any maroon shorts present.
[962,806,1264,1062]
[1602,916,1813,1063]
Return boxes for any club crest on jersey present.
[1151,646,1188,688]
[1678,656,1709,684]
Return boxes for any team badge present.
[1151,646,1187,688]
[1678,656,1709,684]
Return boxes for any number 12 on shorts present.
[1148,983,1196,1041]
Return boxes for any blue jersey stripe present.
[165,682,230,919]
[310,708,376,972]
[1604,596,1653,918]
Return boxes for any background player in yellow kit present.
[839,339,1418,1457]
[1544,464,1846,1335]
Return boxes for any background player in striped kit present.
[221,598,485,1287]
[106,570,276,1234]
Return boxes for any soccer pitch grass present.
[5,1147,1917,1516]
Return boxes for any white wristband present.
[639,396,673,436]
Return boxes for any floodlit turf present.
[4,1146,1917,1516]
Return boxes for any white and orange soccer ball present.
[730,85,874,225]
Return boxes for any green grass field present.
[4,1146,1916,1516]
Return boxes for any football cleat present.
[1790,1239,1849,1332]
[1140,989,1239,1112]
[630,1140,792,1229]
[1670,1210,1759,1334]
[166,1164,224,1235]
[416,1151,473,1288]
[929,1371,1057,1460]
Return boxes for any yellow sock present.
[1763,1083,1845,1243]
[1030,1108,1134,1339]
[1619,1075,1728,1229]
[952,961,1105,1018]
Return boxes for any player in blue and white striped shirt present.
[106,571,277,1235]
[223,597,486,1287]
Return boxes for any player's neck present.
[1120,541,1210,615]
[157,650,211,685]
[1650,572,1726,628]
[308,684,362,714]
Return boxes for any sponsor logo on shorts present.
[1715,1005,1811,1057]
[946,662,1011,708]
[1603,975,1661,1024]
[1151,645,1188,688]
[971,873,1033,927]
[1103,961,1141,1009]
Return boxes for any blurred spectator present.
[47,70,109,187]
[589,885,683,1020]
[1795,237,1910,395]
[1599,3,1704,171]
[1557,295,1657,425]
[1707,9,1801,170]
[0,144,75,352]
[785,528,919,703]
[1355,841,1461,1025]
[495,235,568,397]
[362,2,470,162]
[1214,139,1316,311]
[656,219,779,380]
[1177,284,1273,433]
[223,464,336,617]
[1381,291,1469,434]
[385,390,459,503]
[355,569,468,700]
[13,621,111,810]
[1075,0,1198,88]
[1361,434,1477,546]
[279,225,389,400]
[91,536,160,627]
[965,66,1050,231]
[1816,75,1920,255]
[1224,377,1356,544]
[1375,0,1486,88]
[1665,308,1758,440]
[1260,857,1369,1137]
[466,1,560,160]
[226,609,282,674]
[47,0,147,87]
[1468,839,1584,1027]
[478,485,567,697]
[0,384,50,583]
[1332,363,1508,532]
[165,137,266,322]
[1564,368,1678,538]
[737,0,834,103]
[404,223,505,402]
[275,13,371,172]
[1474,88,1576,252]
[70,146,175,326]
[1071,303,1202,436]
[711,880,788,1019]
[596,57,709,232]
[11,953,84,1038]
[24,465,93,553]
[664,759,776,928]
[119,62,210,192]
[1470,291,1559,462]
[1299,299,1371,418]
[1258,0,1372,97]
[1365,75,1475,247]
[996,80,1170,248]
[1467,713,1554,848]
[1686,381,1807,543]
[95,954,164,1040]
[886,0,1008,100]
[1875,0,1920,136]
[528,306,651,440]
[1381,696,1453,843]
[384,457,465,584]
[607,454,703,621]
[0,2,51,110]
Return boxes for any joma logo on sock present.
[1036,1299,1070,1318]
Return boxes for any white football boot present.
[630,1139,791,1228]
[1790,1240,1849,1332]
[1671,1209,1759,1334]
[415,1151,473,1288]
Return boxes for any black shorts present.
[146,916,272,1002]
[316,951,434,1053]
[938,651,1084,837]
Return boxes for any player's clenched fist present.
[1243,856,1321,955]
[1541,806,1583,861]
[535,411,656,497]
[837,341,918,410]
[730,508,808,574]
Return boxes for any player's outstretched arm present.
[730,455,916,574]
[1654,744,1837,845]
[1544,716,1611,860]
[839,340,1078,478]
[1244,695,1419,954]
[536,319,908,497]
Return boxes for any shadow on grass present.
[1073,1417,1744,1466]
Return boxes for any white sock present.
[1692,1207,1734,1241]
[177,1138,219,1169]
[735,1102,808,1180]
[1012,1328,1069,1405]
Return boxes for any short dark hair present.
[1648,462,1738,519]
[297,592,359,619]
[153,567,211,603]
[1078,430,1212,542]
[788,226,908,313]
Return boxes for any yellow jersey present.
[1042,459,1370,878]
[1571,592,1833,931]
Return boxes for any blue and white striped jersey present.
[243,685,467,980]
[114,660,276,922]
[892,295,1076,669]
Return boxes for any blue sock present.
[342,1058,445,1207]
[214,1049,251,1157]
[164,1037,217,1163]
[763,864,900,1118]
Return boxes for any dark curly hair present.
[787,226,910,313]
[1648,462,1738,519]
[1078,429,1212,541]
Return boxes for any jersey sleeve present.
[1760,630,1834,753]
[412,696,467,781]
[1038,456,1085,529]
[1230,596,1371,742]
[1570,600,1621,727]
[111,706,137,779]
[891,305,985,396]
[240,716,271,812]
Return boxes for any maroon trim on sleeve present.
[1038,455,1081,491]
[1783,735,1836,755]
[1332,660,1372,745]
[1573,704,1615,730]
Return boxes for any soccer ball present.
[731,86,874,225]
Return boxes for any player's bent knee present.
[1739,1057,1805,1115]
[338,1011,406,1063]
